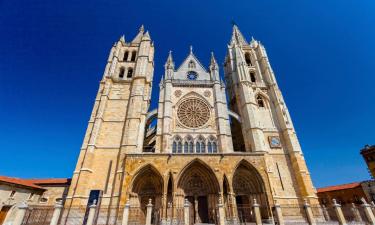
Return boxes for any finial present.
[190,45,193,54]
[119,35,125,43]
[139,24,144,32]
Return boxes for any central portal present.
[177,160,220,225]
[187,196,209,223]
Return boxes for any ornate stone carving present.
[174,90,182,97]
[203,90,211,97]
[177,98,210,128]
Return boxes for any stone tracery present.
[177,98,210,128]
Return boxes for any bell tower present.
[66,25,154,208]
[224,25,317,203]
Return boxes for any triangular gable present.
[176,51,207,73]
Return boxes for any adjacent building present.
[0,176,70,225]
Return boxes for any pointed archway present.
[177,159,220,224]
[232,160,271,223]
[130,164,163,222]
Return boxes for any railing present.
[18,200,375,225]
[172,79,214,87]
[59,205,87,225]
[21,205,54,225]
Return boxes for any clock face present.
[269,136,281,148]
[187,71,198,80]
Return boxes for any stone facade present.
[65,25,319,224]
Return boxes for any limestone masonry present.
[64,25,318,224]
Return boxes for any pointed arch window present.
[250,72,256,83]
[184,136,193,153]
[196,136,205,153]
[119,67,125,78]
[257,95,265,108]
[124,51,129,61]
[188,60,196,69]
[172,136,182,153]
[245,52,252,66]
[207,136,217,153]
[130,51,137,61]
[127,68,133,78]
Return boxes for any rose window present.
[177,98,210,128]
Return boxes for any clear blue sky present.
[0,0,374,188]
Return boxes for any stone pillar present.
[362,200,375,225]
[50,202,63,225]
[86,200,97,225]
[273,202,284,225]
[13,202,28,225]
[121,200,130,225]
[146,199,153,225]
[253,199,262,225]
[304,200,316,225]
[332,199,347,225]
[322,205,330,221]
[217,197,226,225]
[371,202,375,216]
[351,203,362,222]
[184,199,190,225]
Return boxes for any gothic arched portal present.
[177,159,220,224]
[130,164,163,218]
[232,160,271,222]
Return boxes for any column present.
[253,199,262,225]
[184,199,190,225]
[304,200,316,225]
[362,200,375,225]
[351,203,362,222]
[146,199,153,225]
[86,200,97,225]
[273,202,284,225]
[332,199,347,225]
[121,200,130,225]
[194,195,200,223]
[217,197,226,225]
[13,202,28,225]
[322,205,330,221]
[50,202,63,225]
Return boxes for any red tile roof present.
[317,182,361,193]
[25,178,71,185]
[0,176,45,190]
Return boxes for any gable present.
[174,53,211,81]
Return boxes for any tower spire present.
[230,24,248,46]
[210,51,218,69]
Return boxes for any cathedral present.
[63,25,319,224]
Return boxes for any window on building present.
[39,197,48,203]
[55,198,63,203]
[28,193,34,200]
[119,67,125,78]
[207,137,217,153]
[124,51,129,61]
[196,136,205,153]
[127,68,133,78]
[172,136,182,153]
[250,72,256,82]
[257,95,265,108]
[9,190,16,198]
[245,52,252,66]
[130,51,137,61]
[188,60,196,69]
[184,136,193,153]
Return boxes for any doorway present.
[187,196,209,224]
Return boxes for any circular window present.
[177,98,210,128]
[187,71,198,80]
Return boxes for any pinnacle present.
[230,24,248,45]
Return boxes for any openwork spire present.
[165,50,174,69]
[230,25,248,46]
